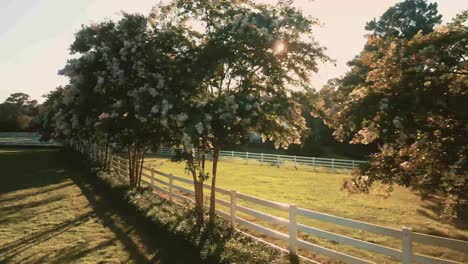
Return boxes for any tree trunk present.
[137,153,145,187]
[127,146,136,187]
[125,144,146,188]
[209,146,220,224]
[187,154,204,224]
[104,143,109,170]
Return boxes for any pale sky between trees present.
[0,0,466,102]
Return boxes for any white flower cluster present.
[98,112,110,120]
[71,114,79,129]
[182,132,194,152]
[53,109,72,137]
[175,113,188,127]
[230,13,276,43]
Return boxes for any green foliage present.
[365,0,442,39]
[35,88,65,141]
[0,93,38,132]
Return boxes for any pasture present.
[144,155,468,263]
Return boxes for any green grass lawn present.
[0,148,202,264]
[143,155,468,263]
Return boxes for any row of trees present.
[37,0,467,220]
[37,0,327,224]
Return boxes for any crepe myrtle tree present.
[59,51,113,168]
[155,0,328,223]
[36,85,82,151]
[316,13,468,218]
[37,85,90,153]
[68,13,187,187]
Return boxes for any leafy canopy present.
[318,12,468,218]
[365,0,442,39]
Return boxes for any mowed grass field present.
[143,155,468,263]
[0,148,202,264]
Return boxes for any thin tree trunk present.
[209,146,220,224]
[137,152,145,187]
[187,154,204,223]
[104,143,109,170]
[202,152,205,171]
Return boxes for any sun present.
[274,41,286,54]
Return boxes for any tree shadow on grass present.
[0,148,72,194]
[0,211,96,263]
[416,195,468,239]
[18,237,120,264]
[0,181,74,204]
[0,148,203,263]
[0,205,62,226]
[0,195,65,214]
[70,168,204,264]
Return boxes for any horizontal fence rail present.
[0,141,62,147]
[104,152,468,264]
[155,147,367,170]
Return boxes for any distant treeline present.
[0,93,39,132]
[228,113,375,160]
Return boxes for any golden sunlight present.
[274,41,286,54]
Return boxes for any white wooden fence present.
[108,154,467,264]
[0,132,62,147]
[0,141,62,147]
[156,147,368,170]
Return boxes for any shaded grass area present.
[143,155,468,263]
[0,148,203,263]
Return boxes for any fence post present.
[126,159,129,177]
[230,190,237,228]
[169,177,174,201]
[246,152,249,164]
[294,156,297,168]
[289,204,298,255]
[352,160,355,168]
[120,158,123,176]
[261,153,264,165]
[402,227,412,264]
[277,155,280,167]
[232,151,234,157]
[331,158,335,169]
[115,157,120,176]
[150,169,155,185]
[312,157,315,167]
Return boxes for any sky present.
[0,0,466,103]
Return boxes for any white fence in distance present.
[156,147,368,170]
[108,154,467,264]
